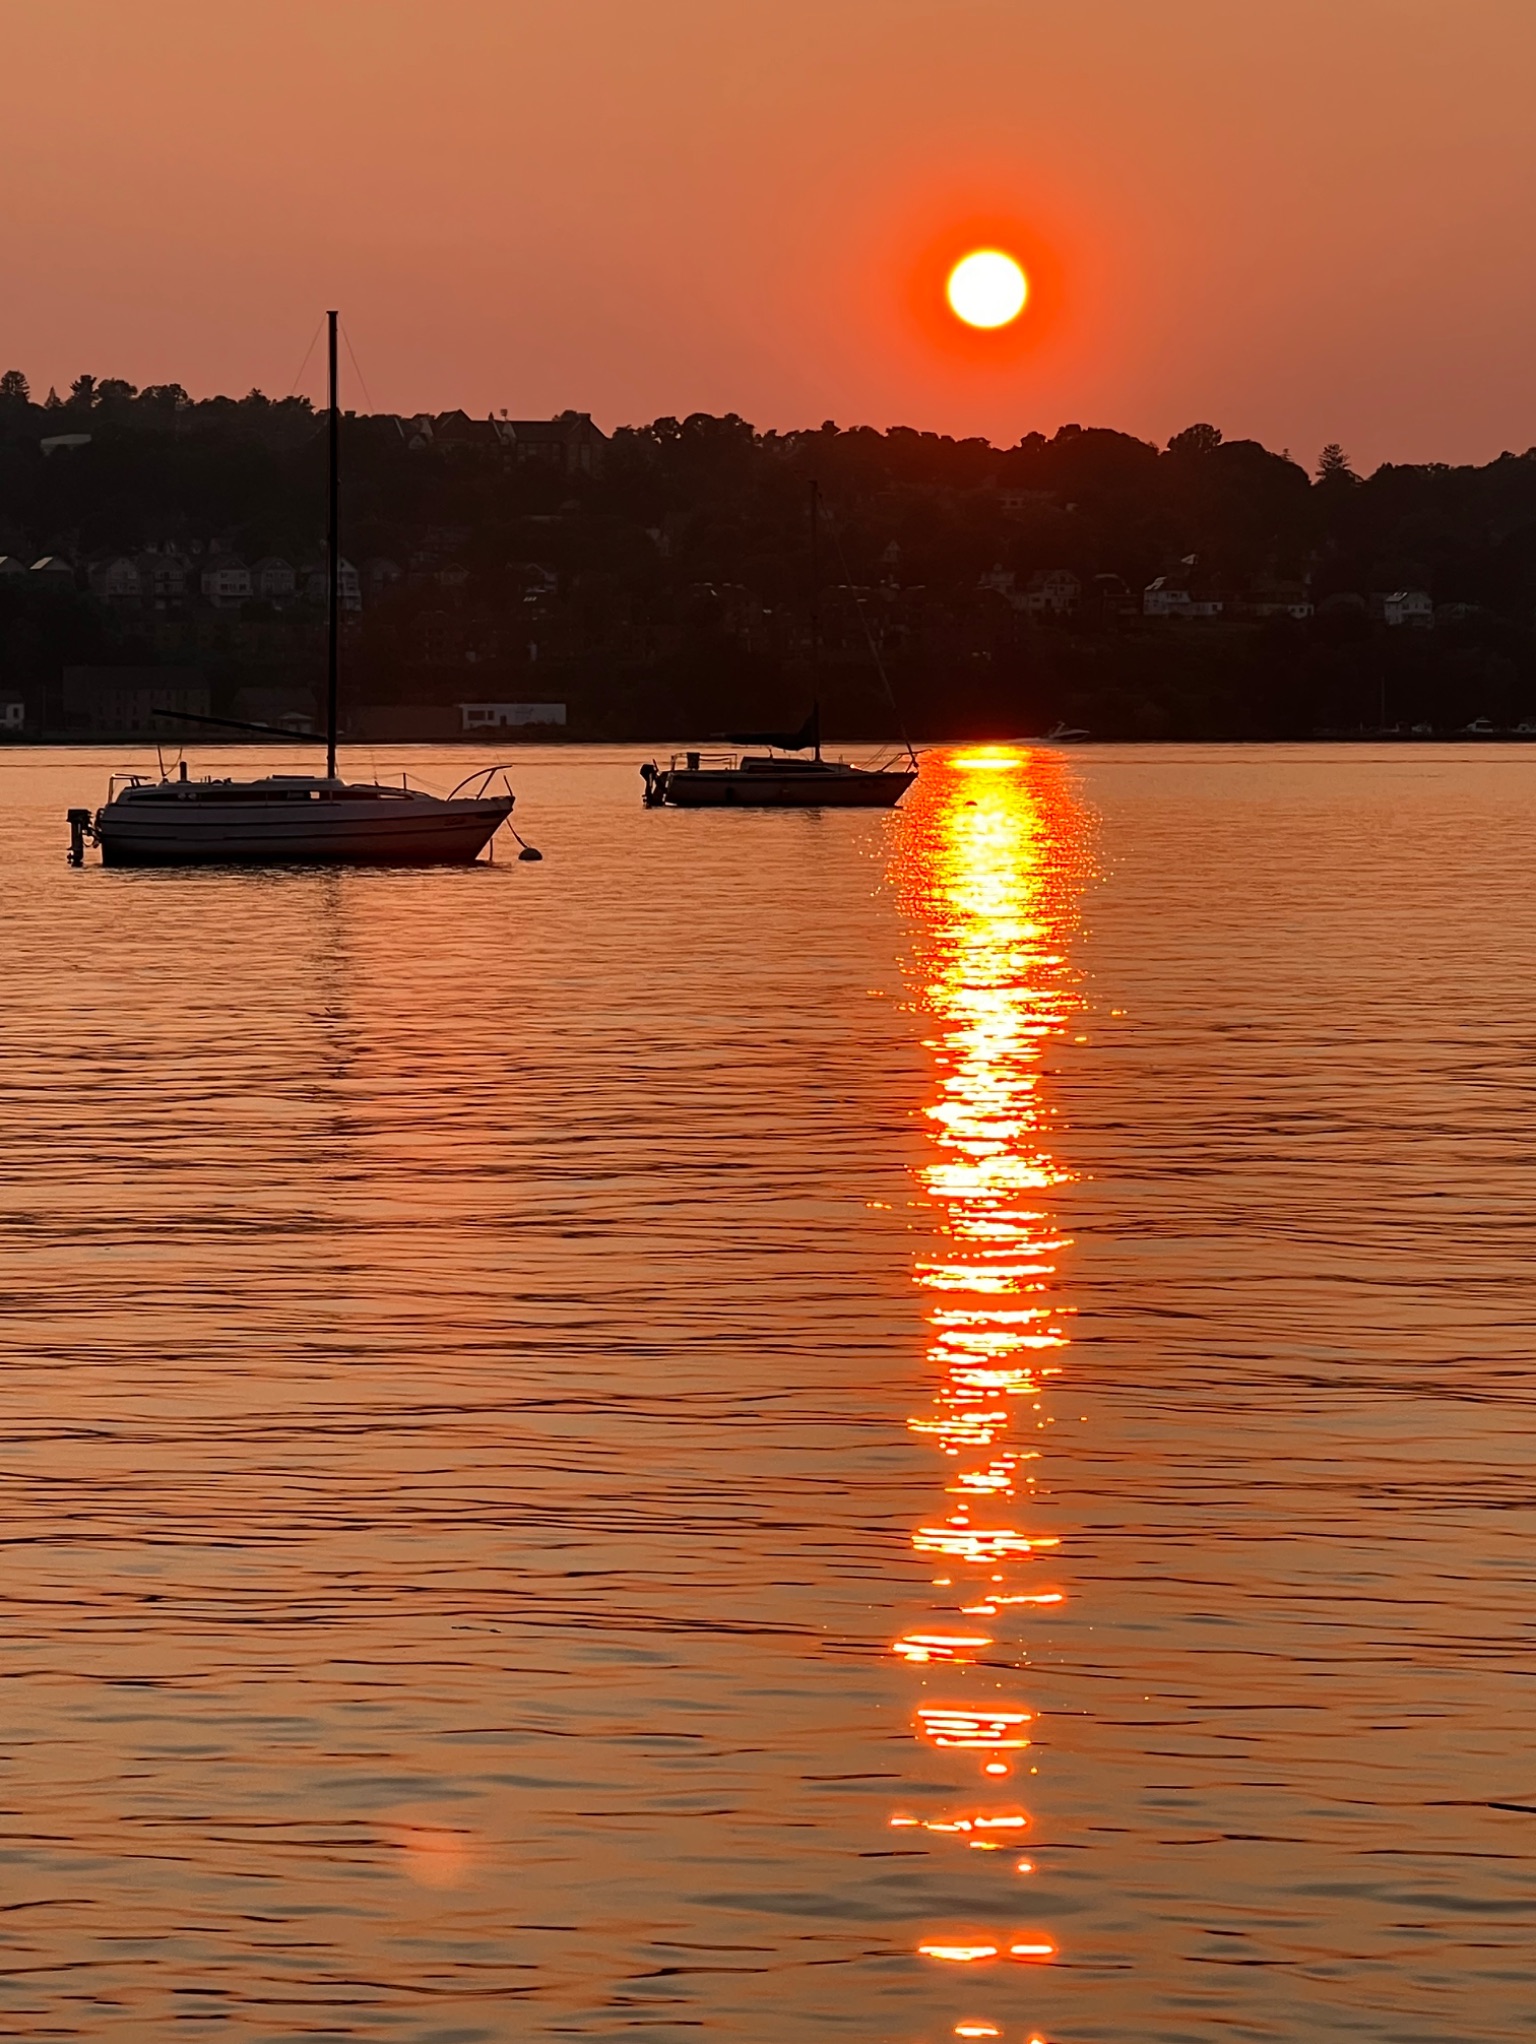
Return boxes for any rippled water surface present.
[3,742,1535,2042]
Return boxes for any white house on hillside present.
[201,554,251,607]
[1378,590,1433,628]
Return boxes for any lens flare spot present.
[383,1822,474,1890]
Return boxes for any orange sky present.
[5,0,1535,468]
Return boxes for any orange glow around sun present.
[947,250,1028,329]
[897,207,1065,367]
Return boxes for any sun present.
[946,249,1029,330]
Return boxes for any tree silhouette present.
[1167,423,1223,456]
[1,379,1535,740]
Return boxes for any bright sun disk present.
[947,250,1028,329]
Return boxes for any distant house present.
[439,411,503,451]
[976,564,1081,615]
[1023,568,1081,616]
[997,488,1054,516]
[1,702,24,732]
[251,556,297,603]
[200,553,251,607]
[88,556,142,604]
[0,555,30,581]
[61,666,209,733]
[1144,575,1190,617]
[1376,590,1434,628]
[405,410,503,453]
[302,559,362,611]
[137,550,190,605]
[458,702,567,732]
[496,412,608,478]
[1243,580,1314,620]
[1144,573,1224,619]
[31,555,76,589]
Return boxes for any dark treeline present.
[4,366,1536,738]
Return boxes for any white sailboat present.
[87,761,518,867]
[73,314,518,868]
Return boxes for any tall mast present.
[808,478,822,762]
[325,309,339,780]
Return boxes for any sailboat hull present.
[95,792,515,867]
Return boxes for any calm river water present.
[2,742,1534,2043]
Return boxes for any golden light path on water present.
[891,746,1092,2043]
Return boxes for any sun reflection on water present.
[890,744,1091,2032]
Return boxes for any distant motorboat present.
[1043,720,1091,743]
[70,312,521,870]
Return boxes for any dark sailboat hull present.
[656,768,915,809]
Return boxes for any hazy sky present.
[4,0,1534,466]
